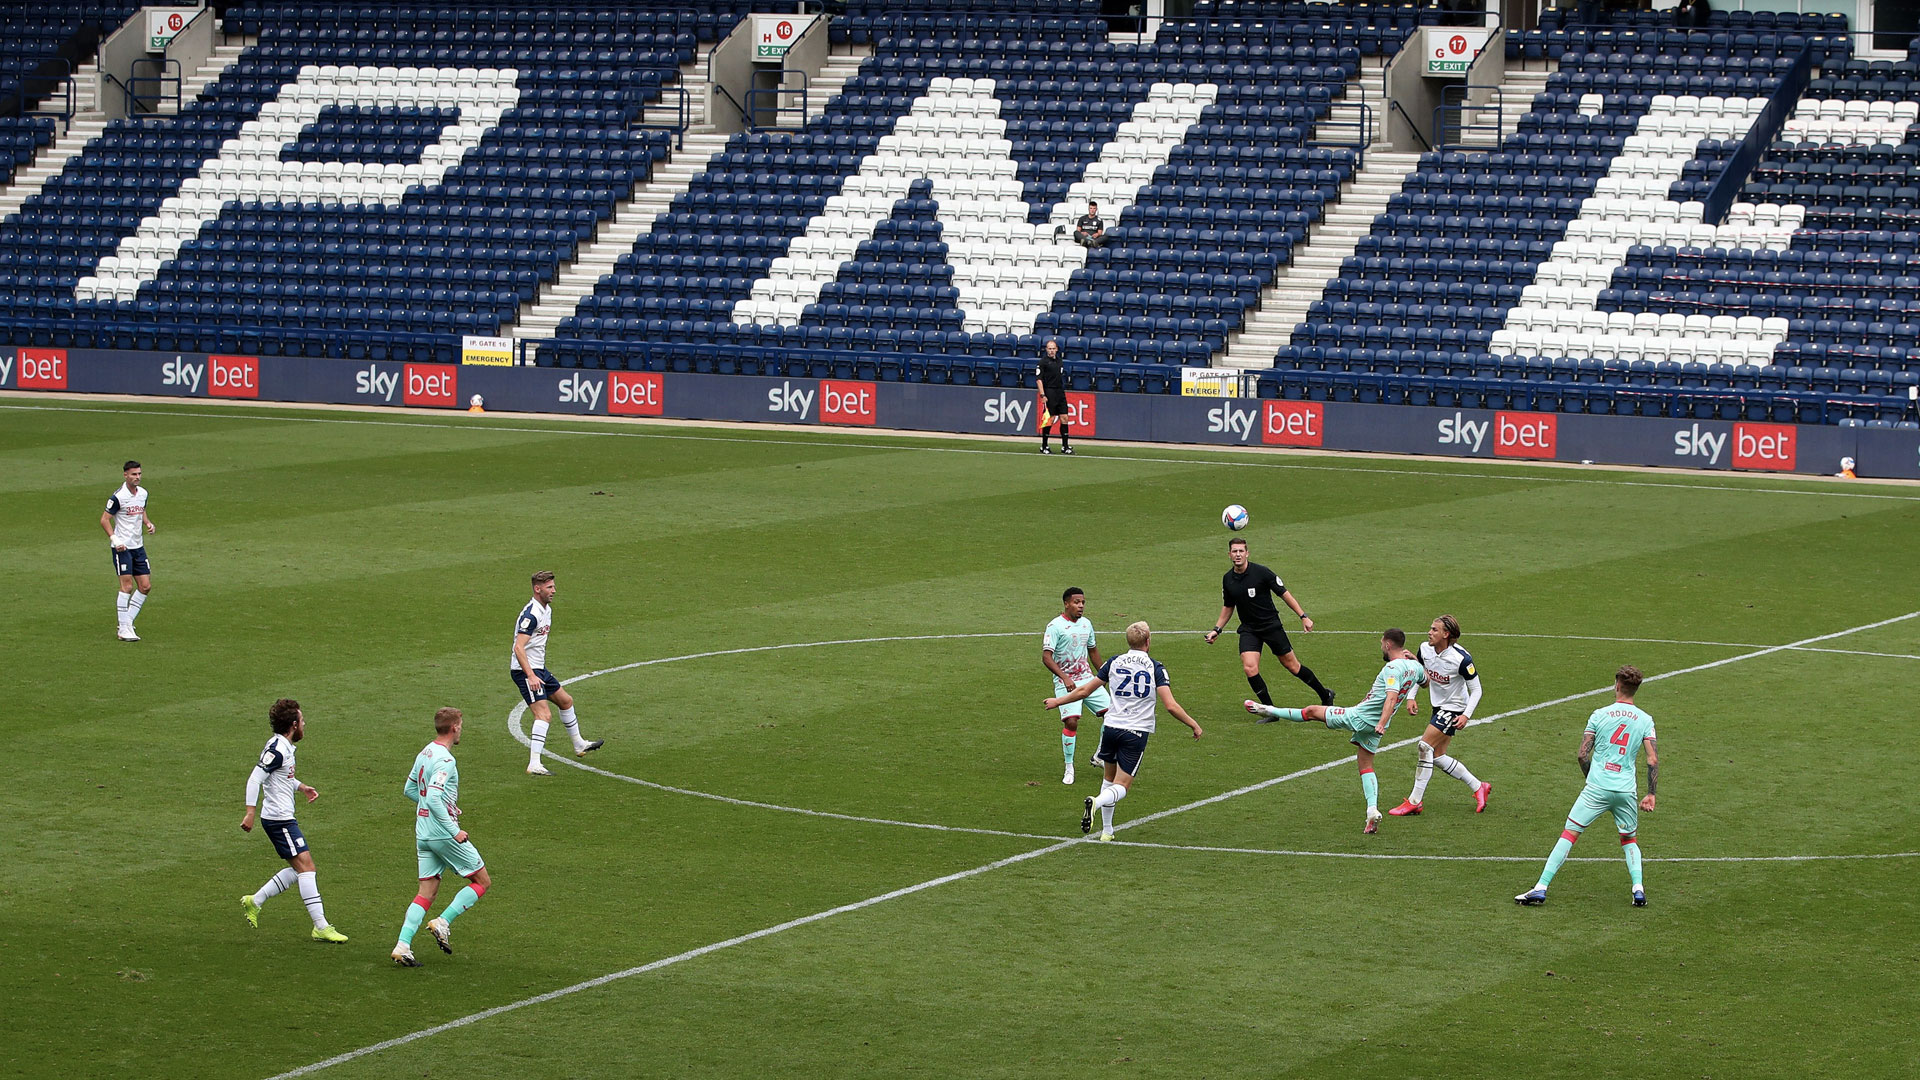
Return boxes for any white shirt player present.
[1095,650,1171,734]
[510,598,552,671]
[248,734,300,821]
[105,483,149,550]
[1419,641,1483,715]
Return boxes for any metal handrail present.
[127,58,182,116]
[1432,83,1503,151]
[4,57,73,131]
[631,84,689,149]
[1310,100,1373,170]
[745,86,812,132]
[746,69,811,132]
[1385,100,1430,152]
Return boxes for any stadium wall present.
[5,346,1916,478]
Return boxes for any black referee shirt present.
[1222,562,1288,632]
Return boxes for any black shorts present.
[1042,388,1068,416]
[111,547,152,577]
[1237,626,1294,657]
[263,818,307,860]
[1428,708,1467,736]
[511,668,561,705]
[1096,725,1149,777]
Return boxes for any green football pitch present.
[3,397,1917,1080]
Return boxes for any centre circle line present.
[505,625,1914,848]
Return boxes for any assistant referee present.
[1204,536,1336,707]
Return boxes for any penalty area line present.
[1100,840,1920,864]
[275,611,1920,1079]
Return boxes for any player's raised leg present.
[1245,700,1326,724]
[548,684,601,758]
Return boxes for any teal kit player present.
[1246,628,1427,833]
[392,708,493,967]
[1042,587,1108,785]
[1518,666,1659,907]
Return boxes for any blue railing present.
[127,58,182,116]
[1700,42,1815,226]
[745,74,811,132]
[632,84,689,149]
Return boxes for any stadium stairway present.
[1217,149,1417,368]
[511,131,731,339]
[806,48,875,123]
[1218,56,1545,367]
[0,35,252,220]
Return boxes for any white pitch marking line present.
[504,628,1779,838]
[278,612,1920,1078]
[1100,840,1920,864]
[10,398,1920,503]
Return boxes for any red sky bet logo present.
[1494,411,1557,458]
[1732,422,1796,470]
[819,379,877,425]
[402,363,458,408]
[17,347,67,389]
[1037,391,1097,435]
[209,355,259,398]
[607,371,664,416]
[1261,400,1322,446]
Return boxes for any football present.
[1222,504,1249,530]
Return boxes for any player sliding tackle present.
[1043,622,1202,841]
[1246,628,1427,834]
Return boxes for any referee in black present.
[1036,338,1072,455]
[1204,536,1336,708]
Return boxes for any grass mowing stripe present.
[8,398,1917,503]
[277,608,1919,1079]
[260,837,1082,1080]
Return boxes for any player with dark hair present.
[1389,614,1493,816]
[1042,586,1107,784]
[1204,537,1334,707]
[513,570,602,775]
[101,460,157,641]
[1246,629,1426,834]
[1516,666,1659,907]
[393,707,493,966]
[240,698,348,942]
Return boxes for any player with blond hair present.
[1045,621,1203,841]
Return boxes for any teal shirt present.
[1584,702,1656,794]
[1043,615,1097,687]
[405,741,460,841]
[1358,656,1427,713]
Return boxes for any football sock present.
[296,871,327,928]
[558,706,584,749]
[1538,828,1581,888]
[1272,707,1304,722]
[127,590,147,624]
[1410,742,1434,803]
[1246,674,1272,706]
[398,895,429,946]
[1093,783,1127,809]
[1100,799,1115,832]
[528,719,549,765]
[254,867,297,906]
[441,884,482,925]
[1061,729,1076,767]
[1293,665,1329,699]
[1436,754,1481,790]
[1622,836,1644,888]
[1359,769,1378,811]
[1059,423,1071,449]
[116,590,130,626]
